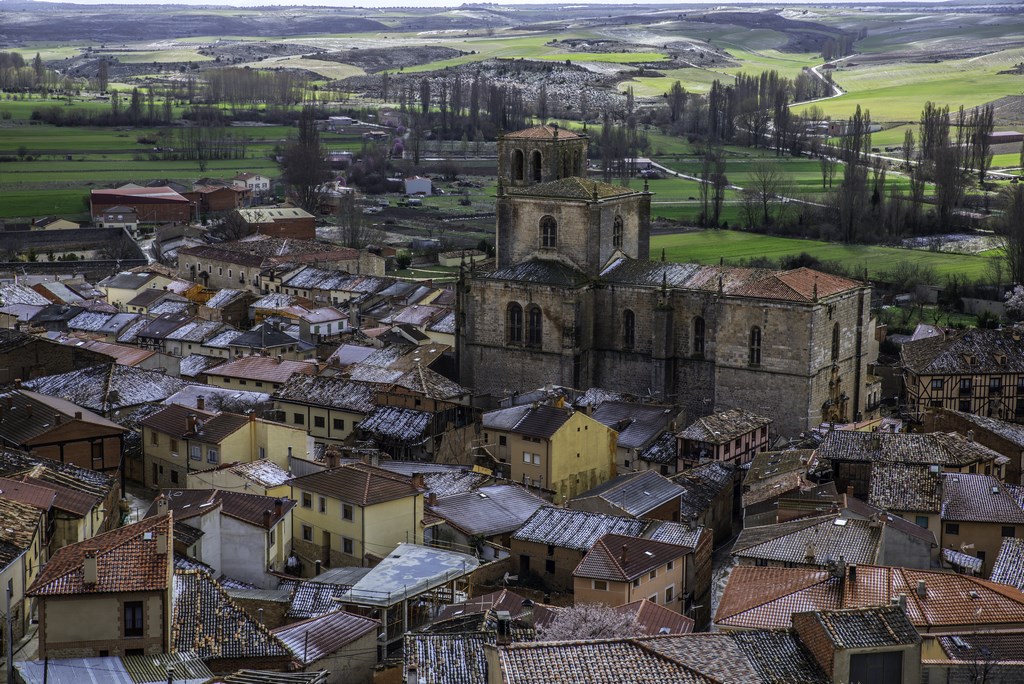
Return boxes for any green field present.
[539,52,669,64]
[651,229,1001,281]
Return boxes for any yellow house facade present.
[482,403,617,502]
[289,463,423,571]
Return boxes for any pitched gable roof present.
[272,610,378,664]
[512,506,647,551]
[28,514,172,596]
[574,533,690,582]
[732,514,882,566]
[139,403,248,444]
[288,462,420,506]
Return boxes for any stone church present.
[457,125,879,436]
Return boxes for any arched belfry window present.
[511,149,524,182]
[623,309,636,349]
[527,306,543,347]
[530,150,542,183]
[831,323,840,362]
[507,303,523,344]
[749,326,762,366]
[613,215,624,249]
[540,215,557,249]
[693,317,706,356]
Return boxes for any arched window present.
[527,305,543,347]
[530,150,543,183]
[749,326,762,366]
[831,323,840,362]
[623,309,636,349]
[507,303,523,344]
[693,316,706,356]
[511,149,524,182]
[613,215,624,249]
[540,215,557,249]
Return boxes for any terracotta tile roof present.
[28,514,173,596]
[139,403,248,444]
[172,569,290,661]
[716,564,1024,631]
[272,609,378,664]
[640,633,768,684]
[504,125,582,140]
[148,489,295,529]
[0,497,42,550]
[405,632,491,684]
[678,408,771,444]
[573,533,689,582]
[206,356,315,385]
[19,475,100,516]
[618,599,694,635]
[0,476,56,511]
[942,472,1024,524]
[288,462,420,506]
[496,638,718,684]
[991,537,1024,591]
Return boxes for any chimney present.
[495,610,513,645]
[83,550,98,585]
[54,413,62,426]
[263,509,272,528]
[274,499,284,517]
[156,532,168,555]
[156,494,168,516]
[276,354,283,363]
[187,413,197,433]
[411,473,425,490]
[898,593,907,610]
[992,485,1000,495]
[521,599,535,628]
[620,544,629,567]
[848,564,857,582]
[916,580,927,598]
[74,411,82,420]
[427,492,437,507]
[196,395,205,411]
[805,542,815,560]
[967,430,974,442]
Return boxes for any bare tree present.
[99,231,139,261]
[998,184,1024,286]
[748,158,785,226]
[536,603,644,642]
[280,106,331,214]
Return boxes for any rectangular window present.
[960,378,973,394]
[314,416,325,428]
[946,523,960,535]
[532,454,541,465]
[318,496,326,513]
[294,413,305,425]
[190,445,201,461]
[545,559,555,575]
[499,435,507,446]
[1003,526,1016,538]
[124,601,144,638]
[170,469,178,484]
[991,378,1003,394]
[150,430,158,446]
[665,585,674,604]
[666,560,674,571]
[632,578,641,588]
[302,525,313,542]
[343,537,353,555]
[269,528,275,546]
[915,516,929,528]
[302,492,312,508]
[259,446,266,460]
[593,580,608,591]
[170,439,178,453]
[334,418,345,431]
[931,379,944,390]
[207,448,218,464]
[343,504,354,521]
[649,569,657,580]
[524,452,531,463]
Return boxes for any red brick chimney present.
[196,395,205,411]
[620,544,629,567]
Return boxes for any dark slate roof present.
[946,411,1024,447]
[817,430,1005,468]
[483,258,589,287]
[429,484,546,537]
[288,463,420,506]
[275,374,376,413]
[590,402,678,451]
[639,432,677,465]
[797,605,920,648]
[942,472,1024,524]
[678,408,771,444]
[0,450,115,501]
[0,389,125,447]
[229,323,314,351]
[672,462,733,519]
[482,403,574,439]
[992,537,1024,591]
[936,631,1024,662]
[574,533,690,582]
[146,489,295,529]
[272,610,378,664]
[505,176,639,200]
[733,514,882,566]
[731,631,831,684]
[359,406,432,443]
[901,327,1024,375]
[24,363,192,413]
[282,579,355,619]
[135,312,192,340]
[172,569,290,660]
[868,462,942,513]
[512,506,647,551]
[571,470,686,517]
[404,632,491,684]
